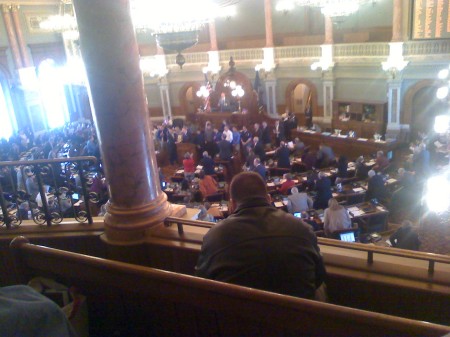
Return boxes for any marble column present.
[159,79,172,120]
[322,77,334,124]
[208,19,218,51]
[391,0,402,42]
[72,0,176,243]
[11,5,33,67]
[2,5,22,69]
[264,0,274,47]
[264,79,277,116]
[324,15,334,44]
[386,78,402,137]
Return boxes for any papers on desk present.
[365,160,376,166]
[352,187,365,193]
[267,182,276,187]
[293,180,299,183]
[165,188,173,192]
[323,172,331,177]
[211,203,220,207]
[321,132,331,136]
[287,141,294,148]
[220,206,228,212]
[301,176,308,181]
[357,138,368,142]
[280,179,287,184]
[347,206,359,212]
[274,201,284,208]
[332,193,339,197]
[196,165,203,170]
[350,210,365,217]
[386,178,397,184]
[337,135,348,138]
[376,206,385,212]
[176,170,184,174]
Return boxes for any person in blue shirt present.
[232,126,241,153]
[253,157,266,180]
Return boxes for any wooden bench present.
[10,236,450,337]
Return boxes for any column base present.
[101,200,186,246]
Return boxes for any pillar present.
[264,0,274,47]
[322,75,334,124]
[10,5,33,67]
[386,79,402,137]
[2,5,22,69]
[392,0,403,42]
[72,0,176,244]
[208,19,218,51]
[265,79,277,116]
[159,79,172,120]
[324,15,333,44]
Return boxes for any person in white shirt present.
[223,125,233,143]
[323,198,352,237]
[287,187,313,214]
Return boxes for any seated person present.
[278,173,295,195]
[323,198,352,237]
[389,220,420,251]
[373,150,390,172]
[195,172,326,299]
[253,157,266,180]
[365,170,389,202]
[313,171,333,210]
[183,152,195,181]
[275,141,291,169]
[287,187,313,214]
[200,151,216,175]
[198,171,218,199]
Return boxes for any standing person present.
[167,128,178,166]
[218,134,232,161]
[365,170,389,202]
[200,151,215,176]
[252,137,266,163]
[253,158,266,180]
[240,125,252,155]
[314,171,333,210]
[196,172,326,299]
[275,141,291,169]
[336,155,348,179]
[273,119,285,146]
[183,152,195,181]
[231,126,241,153]
[261,121,272,149]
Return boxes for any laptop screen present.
[340,232,356,242]
[294,212,301,218]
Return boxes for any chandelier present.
[131,0,238,68]
[39,0,77,32]
[277,0,374,23]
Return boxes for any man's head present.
[254,157,261,167]
[230,172,269,208]
[284,173,292,181]
[254,123,259,130]
[203,151,209,158]
[377,150,384,158]
[368,170,376,178]
[291,187,299,194]
[224,125,229,132]
[262,121,267,128]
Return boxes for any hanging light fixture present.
[39,0,77,32]
[131,0,239,69]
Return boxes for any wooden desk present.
[291,130,404,160]
[347,202,389,233]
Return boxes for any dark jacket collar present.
[233,197,271,214]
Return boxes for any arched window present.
[38,59,70,129]
[0,76,17,140]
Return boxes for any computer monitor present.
[294,212,302,218]
[339,231,356,242]
[72,193,79,200]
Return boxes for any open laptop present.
[339,231,356,242]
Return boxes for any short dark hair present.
[230,172,267,204]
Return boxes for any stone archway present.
[402,79,447,139]
[285,79,319,126]
[179,81,203,115]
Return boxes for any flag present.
[203,73,212,112]
[254,70,264,112]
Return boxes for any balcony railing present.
[0,156,98,229]
[162,40,450,68]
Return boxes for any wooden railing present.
[10,236,450,337]
[163,216,450,278]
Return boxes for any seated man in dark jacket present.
[196,172,326,299]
